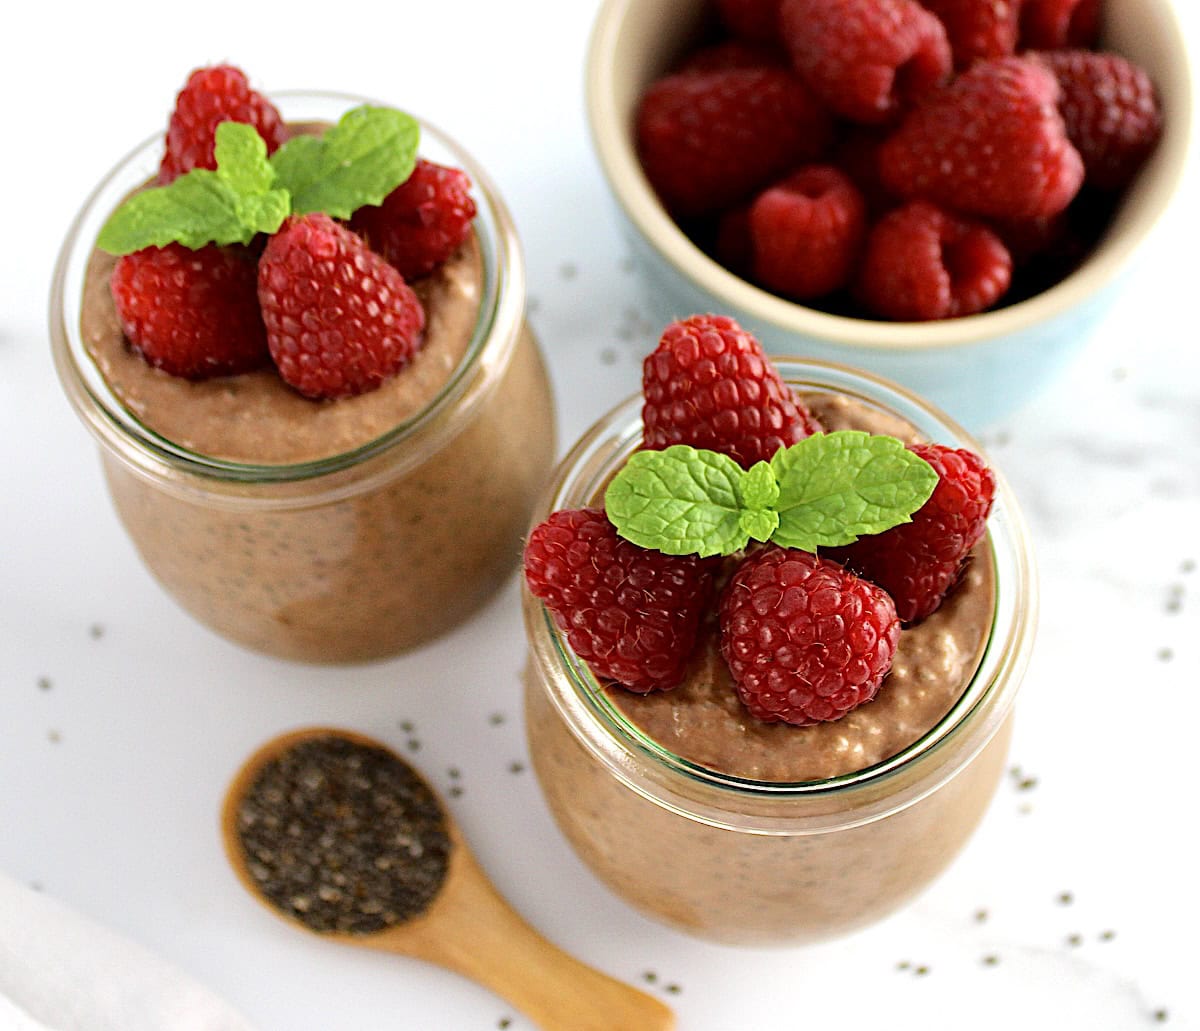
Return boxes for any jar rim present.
[523,359,1038,826]
[49,90,525,490]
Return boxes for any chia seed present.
[234,734,451,936]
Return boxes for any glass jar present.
[522,360,1036,946]
[51,92,556,664]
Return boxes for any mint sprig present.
[270,105,418,218]
[603,432,938,558]
[96,105,420,256]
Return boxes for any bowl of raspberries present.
[586,0,1192,426]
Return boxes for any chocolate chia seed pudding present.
[51,95,557,663]
[522,362,1036,945]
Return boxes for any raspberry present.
[780,0,952,125]
[749,166,868,300]
[349,159,477,280]
[716,0,784,44]
[857,201,1012,320]
[110,243,269,379]
[636,67,832,217]
[828,443,995,623]
[642,315,822,469]
[917,0,1021,69]
[257,214,426,400]
[523,508,713,693]
[1020,0,1101,50]
[720,546,900,726]
[879,56,1085,219]
[1032,50,1163,191]
[158,65,287,185]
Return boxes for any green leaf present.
[770,431,937,552]
[604,445,751,558]
[271,105,419,218]
[96,122,290,255]
[214,121,276,195]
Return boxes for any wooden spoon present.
[221,727,674,1031]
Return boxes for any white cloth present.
[0,872,257,1031]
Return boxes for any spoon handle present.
[382,845,674,1031]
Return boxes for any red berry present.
[828,443,995,623]
[1032,50,1163,191]
[749,166,868,300]
[917,0,1021,69]
[1020,0,1101,50]
[720,546,900,726]
[857,200,1012,320]
[158,65,287,185]
[523,508,714,693]
[716,0,784,44]
[636,67,833,217]
[257,214,426,400]
[642,315,822,469]
[349,159,477,280]
[879,56,1085,219]
[780,0,952,125]
[110,243,269,379]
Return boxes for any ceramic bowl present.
[585,0,1194,427]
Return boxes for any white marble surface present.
[2,3,1198,1029]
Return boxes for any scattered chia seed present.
[1066,933,1083,947]
[666,983,681,994]
[974,908,989,923]
[498,1019,512,1029]
[37,676,51,691]
[982,954,1000,966]
[1154,1008,1169,1023]
[89,623,105,639]
[896,961,910,971]
[644,971,658,984]
[47,730,61,744]
[1058,892,1074,905]
[448,786,464,799]
[1018,803,1033,815]
[600,347,619,365]
[508,761,525,774]
[233,734,451,936]
[915,965,930,976]
[559,262,578,280]
[1017,776,1038,791]
[1157,647,1174,662]
[489,712,506,727]
[448,767,461,780]
[407,738,421,752]
[1099,930,1116,942]
[1182,560,1195,575]
[399,720,414,733]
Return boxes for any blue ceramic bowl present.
[586,0,1194,428]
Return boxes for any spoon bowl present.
[222,726,674,1031]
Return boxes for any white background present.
[2,2,1198,1029]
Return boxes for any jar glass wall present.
[51,92,557,663]
[522,360,1036,945]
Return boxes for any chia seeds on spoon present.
[233,734,451,936]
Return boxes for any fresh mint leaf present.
[214,120,276,195]
[737,461,779,543]
[271,105,419,218]
[96,121,290,255]
[604,445,751,558]
[770,431,937,551]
